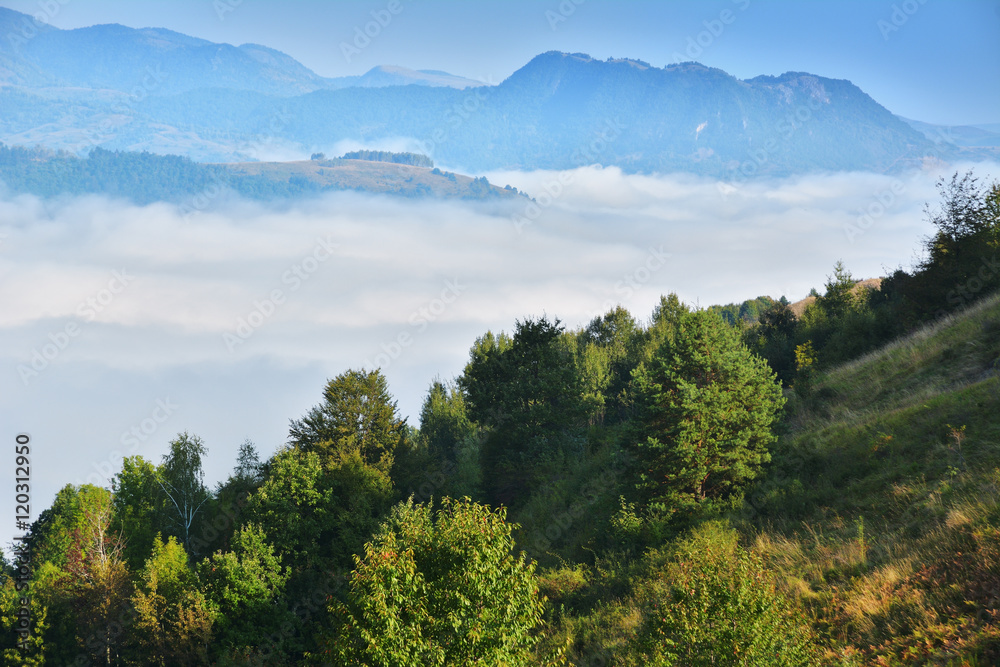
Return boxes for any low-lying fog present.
[2,161,996,546]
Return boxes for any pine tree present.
[632,309,785,520]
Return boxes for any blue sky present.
[1,0,997,125]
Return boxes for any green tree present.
[26,483,111,570]
[420,380,476,466]
[64,494,133,666]
[245,448,395,577]
[201,439,265,556]
[648,294,691,346]
[199,524,291,657]
[158,433,211,556]
[579,305,643,424]
[743,300,798,386]
[887,172,1000,324]
[632,309,785,520]
[460,317,585,503]
[818,260,858,320]
[289,368,407,475]
[407,380,481,499]
[327,497,547,666]
[629,522,817,666]
[0,576,50,666]
[129,536,213,666]
[111,456,162,570]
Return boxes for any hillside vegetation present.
[0,172,997,665]
[0,144,520,204]
[541,290,1000,666]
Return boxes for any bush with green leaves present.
[629,522,817,666]
[326,497,548,666]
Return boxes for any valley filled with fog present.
[3,162,990,492]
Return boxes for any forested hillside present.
[1,173,997,665]
[0,145,517,203]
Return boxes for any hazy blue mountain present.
[0,7,481,95]
[243,52,944,176]
[0,9,955,176]
[325,65,487,90]
[898,116,1000,148]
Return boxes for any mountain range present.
[0,6,990,176]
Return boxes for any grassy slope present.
[538,293,1000,666]
[220,158,521,199]
[748,291,1000,665]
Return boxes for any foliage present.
[64,492,133,666]
[326,497,547,666]
[244,448,395,578]
[198,524,291,655]
[397,380,482,500]
[129,535,213,666]
[25,483,112,570]
[15,169,1000,664]
[158,433,212,556]
[708,295,778,327]
[628,522,818,666]
[459,316,586,504]
[631,309,785,522]
[289,368,407,476]
[112,456,163,571]
[578,305,644,424]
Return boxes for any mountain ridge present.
[0,9,968,176]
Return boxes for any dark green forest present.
[2,172,999,665]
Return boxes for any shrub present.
[325,497,548,666]
[629,522,818,666]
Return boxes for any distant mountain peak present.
[353,65,487,89]
[0,23,955,175]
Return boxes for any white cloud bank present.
[1,161,996,551]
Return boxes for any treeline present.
[0,145,315,205]
[0,145,222,205]
[0,300,802,665]
[0,145,504,204]
[338,150,434,167]
[0,171,996,666]
[743,171,1000,386]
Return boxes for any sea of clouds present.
[2,160,996,551]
